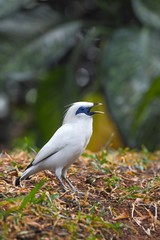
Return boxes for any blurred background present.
[0,0,160,152]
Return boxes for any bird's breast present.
[71,120,93,150]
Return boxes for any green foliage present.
[104,175,121,189]
[134,76,160,124]
[1,21,81,76]
[19,179,46,210]
[12,136,37,152]
[132,0,160,29]
[101,26,160,149]
[36,66,81,143]
[0,0,34,17]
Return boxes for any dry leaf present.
[113,212,129,220]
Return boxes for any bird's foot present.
[59,187,69,194]
[70,186,78,193]
[62,185,69,192]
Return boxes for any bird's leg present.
[55,168,68,191]
[62,168,78,193]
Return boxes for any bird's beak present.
[90,103,104,115]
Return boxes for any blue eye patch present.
[76,106,94,116]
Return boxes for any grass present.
[0,148,160,239]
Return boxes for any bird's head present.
[63,102,103,124]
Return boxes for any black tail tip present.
[15,177,21,186]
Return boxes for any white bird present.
[15,102,103,192]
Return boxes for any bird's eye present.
[76,106,88,115]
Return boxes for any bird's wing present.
[32,124,72,166]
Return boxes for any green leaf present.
[134,76,160,125]
[19,179,46,210]
[2,21,81,76]
[0,0,35,17]
[0,5,61,38]
[101,27,160,149]
[132,0,160,29]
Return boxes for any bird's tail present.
[15,166,36,186]
[15,176,21,186]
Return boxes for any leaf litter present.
[0,148,160,239]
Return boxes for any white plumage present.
[15,101,103,191]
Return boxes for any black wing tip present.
[25,162,33,170]
[15,176,21,186]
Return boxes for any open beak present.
[90,103,104,115]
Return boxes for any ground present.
[0,148,160,239]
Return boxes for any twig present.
[131,203,151,236]
[154,203,158,225]
[104,133,114,149]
